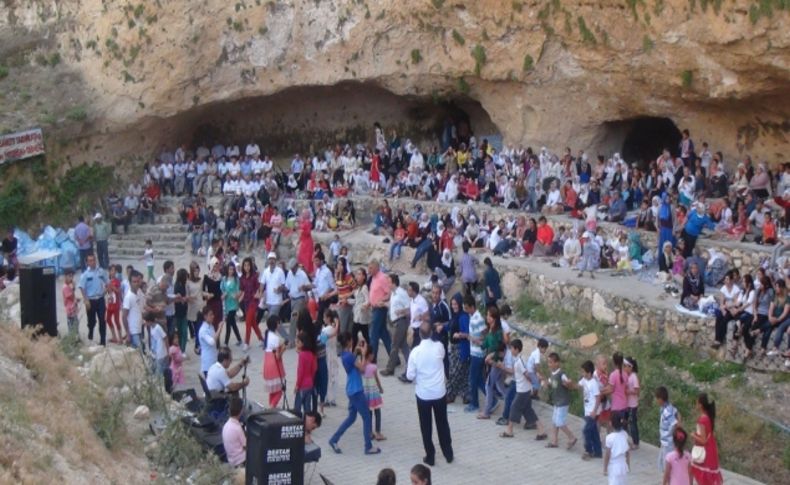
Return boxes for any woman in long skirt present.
[446,294,471,403]
[262,315,286,408]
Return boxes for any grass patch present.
[451,29,465,45]
[0,64,8,79]
[431,0,444,8]
[471,44,486,76]
[410,49,422,64]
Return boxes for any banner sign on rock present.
[0,128,45,165]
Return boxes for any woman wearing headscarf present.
[749,164,771,199]
[447,292,471,404]
[436,249,456,294]
[680,262,705,310]
[577,231,600,278]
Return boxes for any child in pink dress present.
[168,333,184,386]
[363,349,385,441]
[663,427,692,485]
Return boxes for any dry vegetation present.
[0,324,149,484]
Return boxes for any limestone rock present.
[592,293,616,324]
[0,284,21,325]
[501,272,524,301]
[88,346,147,387]
[133,405,150,420]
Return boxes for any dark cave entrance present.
[600,117,682,167]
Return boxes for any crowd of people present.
[4,120,782,484]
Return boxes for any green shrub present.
[66,107,87,121]
[512,0,524,12]
[457,77,470,94]
[431,0,444,9]
[523,54,534,71]
[48,53,61,66]
[471,44,486,75]
[681,69,693,88]
[452,29,465,45]
[410,49,422,64]
[577,17,597,45]
[0,180,31,228]
[642,35,654,52]
[0,64,8,79]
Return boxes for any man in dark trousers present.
[406,321,454,467]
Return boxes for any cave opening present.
[599,117,682,167]
[162,82,498,161]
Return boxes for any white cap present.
[267,252,277,260]
[93,213,102,220]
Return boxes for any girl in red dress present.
[691,393,723,485]
[297,209,315,276]
[370,150,381,194]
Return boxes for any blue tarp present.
[13,226,78,274]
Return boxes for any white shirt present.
[579,376,601,416]
[409,294,429,329]
[389,286,411,321]
[286,268,310,299]
[259,266,286,307]
[313,264,335,299]
[265,330,281,352]
[245,144,260,157]
[150,323,168,360]
[406,338,446,400]
[122,288,143,334]
[206,361,231,392]
[199,322,217,373]
[526,348,541,375]
[719,284,742,306]
[513,356,532,393]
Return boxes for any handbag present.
[691,445,706,464]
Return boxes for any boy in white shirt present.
[579,360,603,460]
[148,317,168,375]
[500,339,547,440]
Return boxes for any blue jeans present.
[130,333,143,352]
[294,387,314,417]
[583,416,602,457]
[501,382,516,420]
[330,391,373,451]
[389,241,404,261]
[484,366,506,416]
[315,356,328,406]
[468,356,485,408]
[369,308,392,363]
[773,317,790,350]
[411,239,432,268]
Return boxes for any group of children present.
[489,342,692,485]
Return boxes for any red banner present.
[0,128,45,165]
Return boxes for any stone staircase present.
[107,199,191,260]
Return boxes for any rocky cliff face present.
[1,0,788,172]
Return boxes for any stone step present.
[110,233,187,242]
[108,240,187,250]
[154,214,182,224]
[108,247,185,258]
[124,223,186,234]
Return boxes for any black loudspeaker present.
[246,410,305,485]
[19,266,58,337]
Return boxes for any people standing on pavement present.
[351,268,371,349]
[381,275,410,378]
[259,252,286,339]
[406,320,454,467]
[74,215,93,271]
[285,258,311,345]
[428,285,451,378]
[329,333,380,455]
[221,263,243,346]
[446,293,470,404]
[93,213,111,270]
[239,257,262,349]
[465,297,486,413]
[202,257,223,330]
[262,315,287,408]
[78,254,109,345]
[186,262,203,354]
[367,259,393,363]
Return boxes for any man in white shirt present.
[160,160,174,196]
[312,253,336,324]
[259,252,286,325]
[245,142,260,158]
[122,271,144,350]
[382,275,411,376]
[227,144,240,158]
[261,156,273,174]
[406,321,454,466]
[285,258,311,344]
[206,347,250,393]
